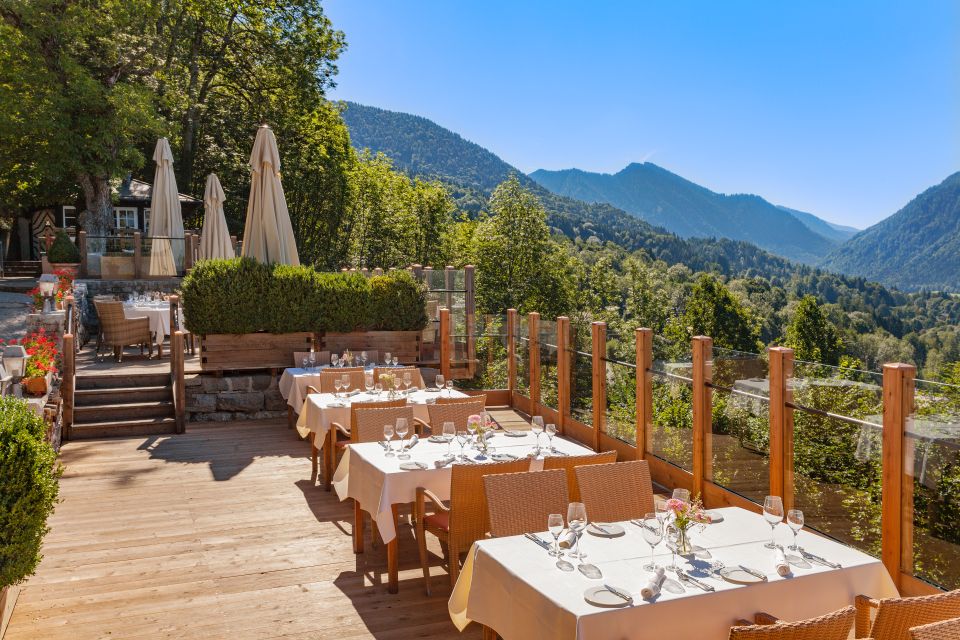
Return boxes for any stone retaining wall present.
[184,372,287,423]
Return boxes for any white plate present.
[583,585,632,607]
[705,510,724,523]
[399,461,427,471]
[587,523,625,537]
[501,430,527,437]
[718,566,766,584]
[427,435,447,443]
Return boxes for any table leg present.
[353,500,364,554]
[324,431,334,492]
[387,503,399,594]
[287,405,295,430]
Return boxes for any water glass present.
[331,354,339,368]
[446,380,453,395]
[308,353,316,370]
[547,514,564,558]
[384,352,392,366]
[396,418,410,460]
[567,502,588,560]
[383,424,395,457]
[531,416,545,453]
[442,421,456,458]
[640,512,664,571]
[333,379,343,397]
[787,509,804,550]
[360,351,368,366]
[435,374,445,394]
[545,423,557,452]
[456,430,469,461]
[301,356,309,369]
[763,495,784,549]
[403,371,412,391]
[672,488,691,504]
[392,356,399,366]
[340,373,351,394]
[365,373,374,394]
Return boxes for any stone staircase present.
[3,260,42,277]
[71,372,177,439]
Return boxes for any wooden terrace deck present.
[5,418,503,639]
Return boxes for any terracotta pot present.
[22,376,48,397]
[50,263,80,278]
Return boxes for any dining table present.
[122,301,176,354]
[280,364,378,414]
[448,506,899,639]
[332,431,596,593]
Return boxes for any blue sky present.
[326,1,958,228]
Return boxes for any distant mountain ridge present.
[776,205,858,244]
[821,172,960,291]
[529,163,843,264]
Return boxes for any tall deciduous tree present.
[784,295,844,365]
[682,273,761,352]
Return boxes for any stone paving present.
[0,289,33,341]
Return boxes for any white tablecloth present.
[123,303,170,346]
[332,434,595,543]
[279,365,376,413]
[449,506,899,640]
[294,388,470,441]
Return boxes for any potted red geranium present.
[4,330,60,396]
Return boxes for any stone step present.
[76,373,171,390]
[69,417,178,440]
[74,386,171,406]
[74,400,175,422]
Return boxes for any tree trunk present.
[78,174,113,253]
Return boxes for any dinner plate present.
[717,566,766,584]
[587,522,625,537]
[583,585,632,608]
[705,510,724,523]
[424,388,441,392]
[490,453,518,461]
[399,461,427,471]
[501,430,527,437]
[427,435,447,443]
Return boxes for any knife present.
[524,533,552,551]
[591,522,614,534]
[681,572,715,592]
[800,549,841,569]
[602,583,633,602]
[738,565,769,581]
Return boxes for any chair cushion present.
[424,511,450,532]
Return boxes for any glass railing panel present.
[568,319,594,425]
[454,314,509,391]
[141,237,186,275]
[605,359,637,445]
[515,315,530,396]
[649,337,693,470]
[907,378,960,590]
[539,319,559,410]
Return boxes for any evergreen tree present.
[682,274,761,352]
[785,295,844,364]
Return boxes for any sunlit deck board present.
[5,419,482,640]
[74,344,203,375]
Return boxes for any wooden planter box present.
[1,584,20,639]
[320,331,422,365]
[200,332,313,371]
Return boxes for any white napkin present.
[405,435,419,450]
[775,547,791,576]
[641,567,666,599]
[557,531,578,549]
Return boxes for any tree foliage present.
[785,295,844,364]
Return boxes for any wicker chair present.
[856,589,960,640]
[415,459,529,594]
[293,350,330,367]
[542,451,618,502]
[574,460,654,523]
[94,301,153,362]
[728,606,856,639]
[483,469,570,538]
[910,617,960,640]
[375,366,425,389]
[437,393,487,406]
[319,368,366,393]
[418,399,487,435]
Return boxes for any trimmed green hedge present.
[47,229,80,263]
[0,397,60,589]
[181,258,429,335]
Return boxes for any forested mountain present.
[821,173,960,292]
[529,164,837,264]
[776,205,858,244]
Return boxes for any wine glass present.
[383,424,395,457]
[364,373,374,394]
[301,355,309,369]
[393,376,402,395]
[654,495,670,527]
[333,378,343,398]
[360,350,368,366]
[672,488,691,504]
[545,423,557,453]
[384,352,392,366]
[787,509,804,551]
[640,512,664,571]
[547,514,564,558]
[374,382,383,398]
[531,416,545,454]
[396,418,410,460]
[665,523,680,569]
[403,371,412,392]
[341,374,351,396]
[763,495,784,549]
[308,352,316,370]
[467,416,478,446]
[331,354,339,368]
[442,421,456,458]
[435,374,445,394]
[392,356,399,367]
[566,502,588,560]
[456,429,469,461]
[446,380,453,395]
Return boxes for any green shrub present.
[47,230,80,263]
[181,258,429,335]
[0,397,60,589]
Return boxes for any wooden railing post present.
[769,347,795,509]
[506,309,518,397]
[591,321,607,452]
[464,266,476,377]
[692,336,713,499]
[556,316,571,435]
[528,312,541,410]
[133,231,142,279]
[439,307,452,381]
[184,234,194,272]
[635,328,653,460]
[78,231,88,278]
[62,295,75,441]
[882,362,915,590]
[169,295,186,433]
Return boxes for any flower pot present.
[49,263,80,278]
[22,376,48,397]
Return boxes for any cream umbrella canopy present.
[148,138,186,276]
[199,173,235,260]
[241,125,299,265]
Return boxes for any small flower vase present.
[676,525,694,556]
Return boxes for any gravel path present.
[0,290,33,341]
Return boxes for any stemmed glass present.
[672,488,691,504]
[384,352,392,366]
[654,495,670,528]
[383,424,395,457]
[566,502,588,560]
[331,354,339,368]
[374,382,383,398]
[467,417,479,447]
[308,352,316,371]
[640,512,664,571]
[364,373,374,395]
[396,418,410,460]
[393,376,402,395]
[666,524,681,569]
[547,514,564,558]
[435,374,445,395]
[403,371,412,392]
[333,378,343,398]
[763,495,784,549]
[301,356,310,369]
[531,416,545,454]
[787,509,804,551]
[360,351,368,367]
[456,429,469,461]
[545,423,557,453]
[446,380,453,395]
[392,356,399,367]
[340,374,351,396]
[442,421,456,458]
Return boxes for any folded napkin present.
[405,435,419,450]
[641,567,666,599]
[344,389,361,397]
[557,531,578,549]
[775,547,791,576]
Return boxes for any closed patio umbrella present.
[148,138,185,276]
[241,125,299,265]
[199,173,235,260]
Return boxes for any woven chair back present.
[95,301,149,344]
[375,366,425,389]
[427,400,487,432]
[483,469,569,538]
[729,606,855,640]
[543,451,618,502]
[447,459,530,550]
[352,405,415,444]
[574,461,654,523]
[871,590,960,640]
[319,369,365,393]
[910,616,960,640]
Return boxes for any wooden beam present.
[635,328,653,460]
[768,347,795,509]
[691,336,713,499]
[439,307,451,381]
[591,322,606,453]
[882,362,915,591]
[556,316,570,436]
[528,312,541,410]
[506,309,517,396]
